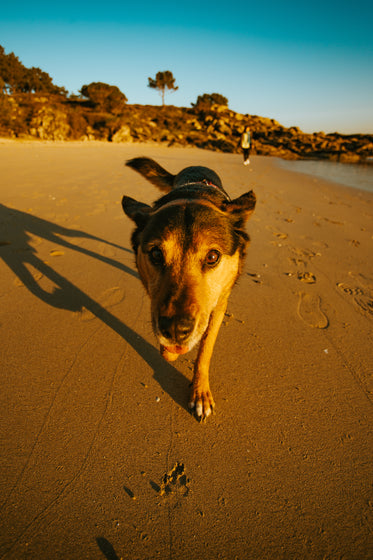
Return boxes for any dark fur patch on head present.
[151,184,229,211]
[125,194,255,261]
[140,203,244,258]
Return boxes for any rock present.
[4,94,373,162]
[212,104,229,113]
[338,153,361,163]
[30,107,70,140]
[111,125,132,143]
[82,126,96,141]
[215,119,232,135]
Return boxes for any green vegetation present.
[0,45,371,162]
[192,93,228,109]
[148,71,178,106]
[0,45,66,95]
[80,82,127,113]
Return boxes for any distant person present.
[240,126,252,165]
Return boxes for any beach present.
[0,141,372,559]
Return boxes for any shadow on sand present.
[0,204,190,410]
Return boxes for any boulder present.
[30,107,70,140]
[111,125,132,143]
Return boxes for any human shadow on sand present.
[0,204,190,410]
[96,538,120,560]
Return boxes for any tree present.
[192,93,228,109]
[20,67,67,94]
[0,45,66,95]
[148,71,178,106]
[80,82,127,113]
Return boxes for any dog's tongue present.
[165,345,189,355]
[160,344,189,362]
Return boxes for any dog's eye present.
[205,249,221,267]
[148,246,164,266]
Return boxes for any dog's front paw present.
[189,385,215,421]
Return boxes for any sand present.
[0,140,372,560]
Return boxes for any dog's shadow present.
[0,204,190,411]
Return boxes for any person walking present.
[240,126,252,165]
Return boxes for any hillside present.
[1,93,372,163]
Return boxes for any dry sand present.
[0,141,372,560]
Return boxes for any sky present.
[1,0,372,134]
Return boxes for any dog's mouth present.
[160,343,190,362]
[163,343,189,354]
[164,343,189,354]
[153,310,209,361]
[157,326,202,362]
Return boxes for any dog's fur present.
[122,157,256,419]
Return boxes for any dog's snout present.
[159,315,195,343]
[158,316,173,340]
[176,316,195,341]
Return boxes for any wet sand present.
[0,141,372,559]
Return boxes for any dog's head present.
[122,191,256,356]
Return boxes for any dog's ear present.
[122,196,151,227]
[225,191,256,225]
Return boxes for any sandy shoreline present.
[0,142,372,559]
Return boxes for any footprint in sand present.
[96,242,116,258]
[323,217,344,226]
[29,234,43,248]
[290,247,320,260]
[14,268,43,287]
[337,278,373,318]
[297,271,316,284]
[50,250,65,257]
[273,231,288,240]
[157,463,189,499]
[77,286,125,321]
[265,226,288,240]
[297,292,329,329]
[247,272,262,284]
[288,246,321,268]
[349,271,373,290]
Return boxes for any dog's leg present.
[189,296,228,420]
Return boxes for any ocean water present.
[277,159,373,193]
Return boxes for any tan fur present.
[142,230,241,354]
[122,157,256,420]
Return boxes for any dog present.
[122,157,256,420]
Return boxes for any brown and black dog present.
[122,157,256,420]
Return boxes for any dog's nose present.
[158,315,195,343]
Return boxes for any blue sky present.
[1,0,372,133]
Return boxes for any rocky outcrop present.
[111,125,132,143]
[29,106,71,141]
[113,104,372,163]
[2,94,372,163]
